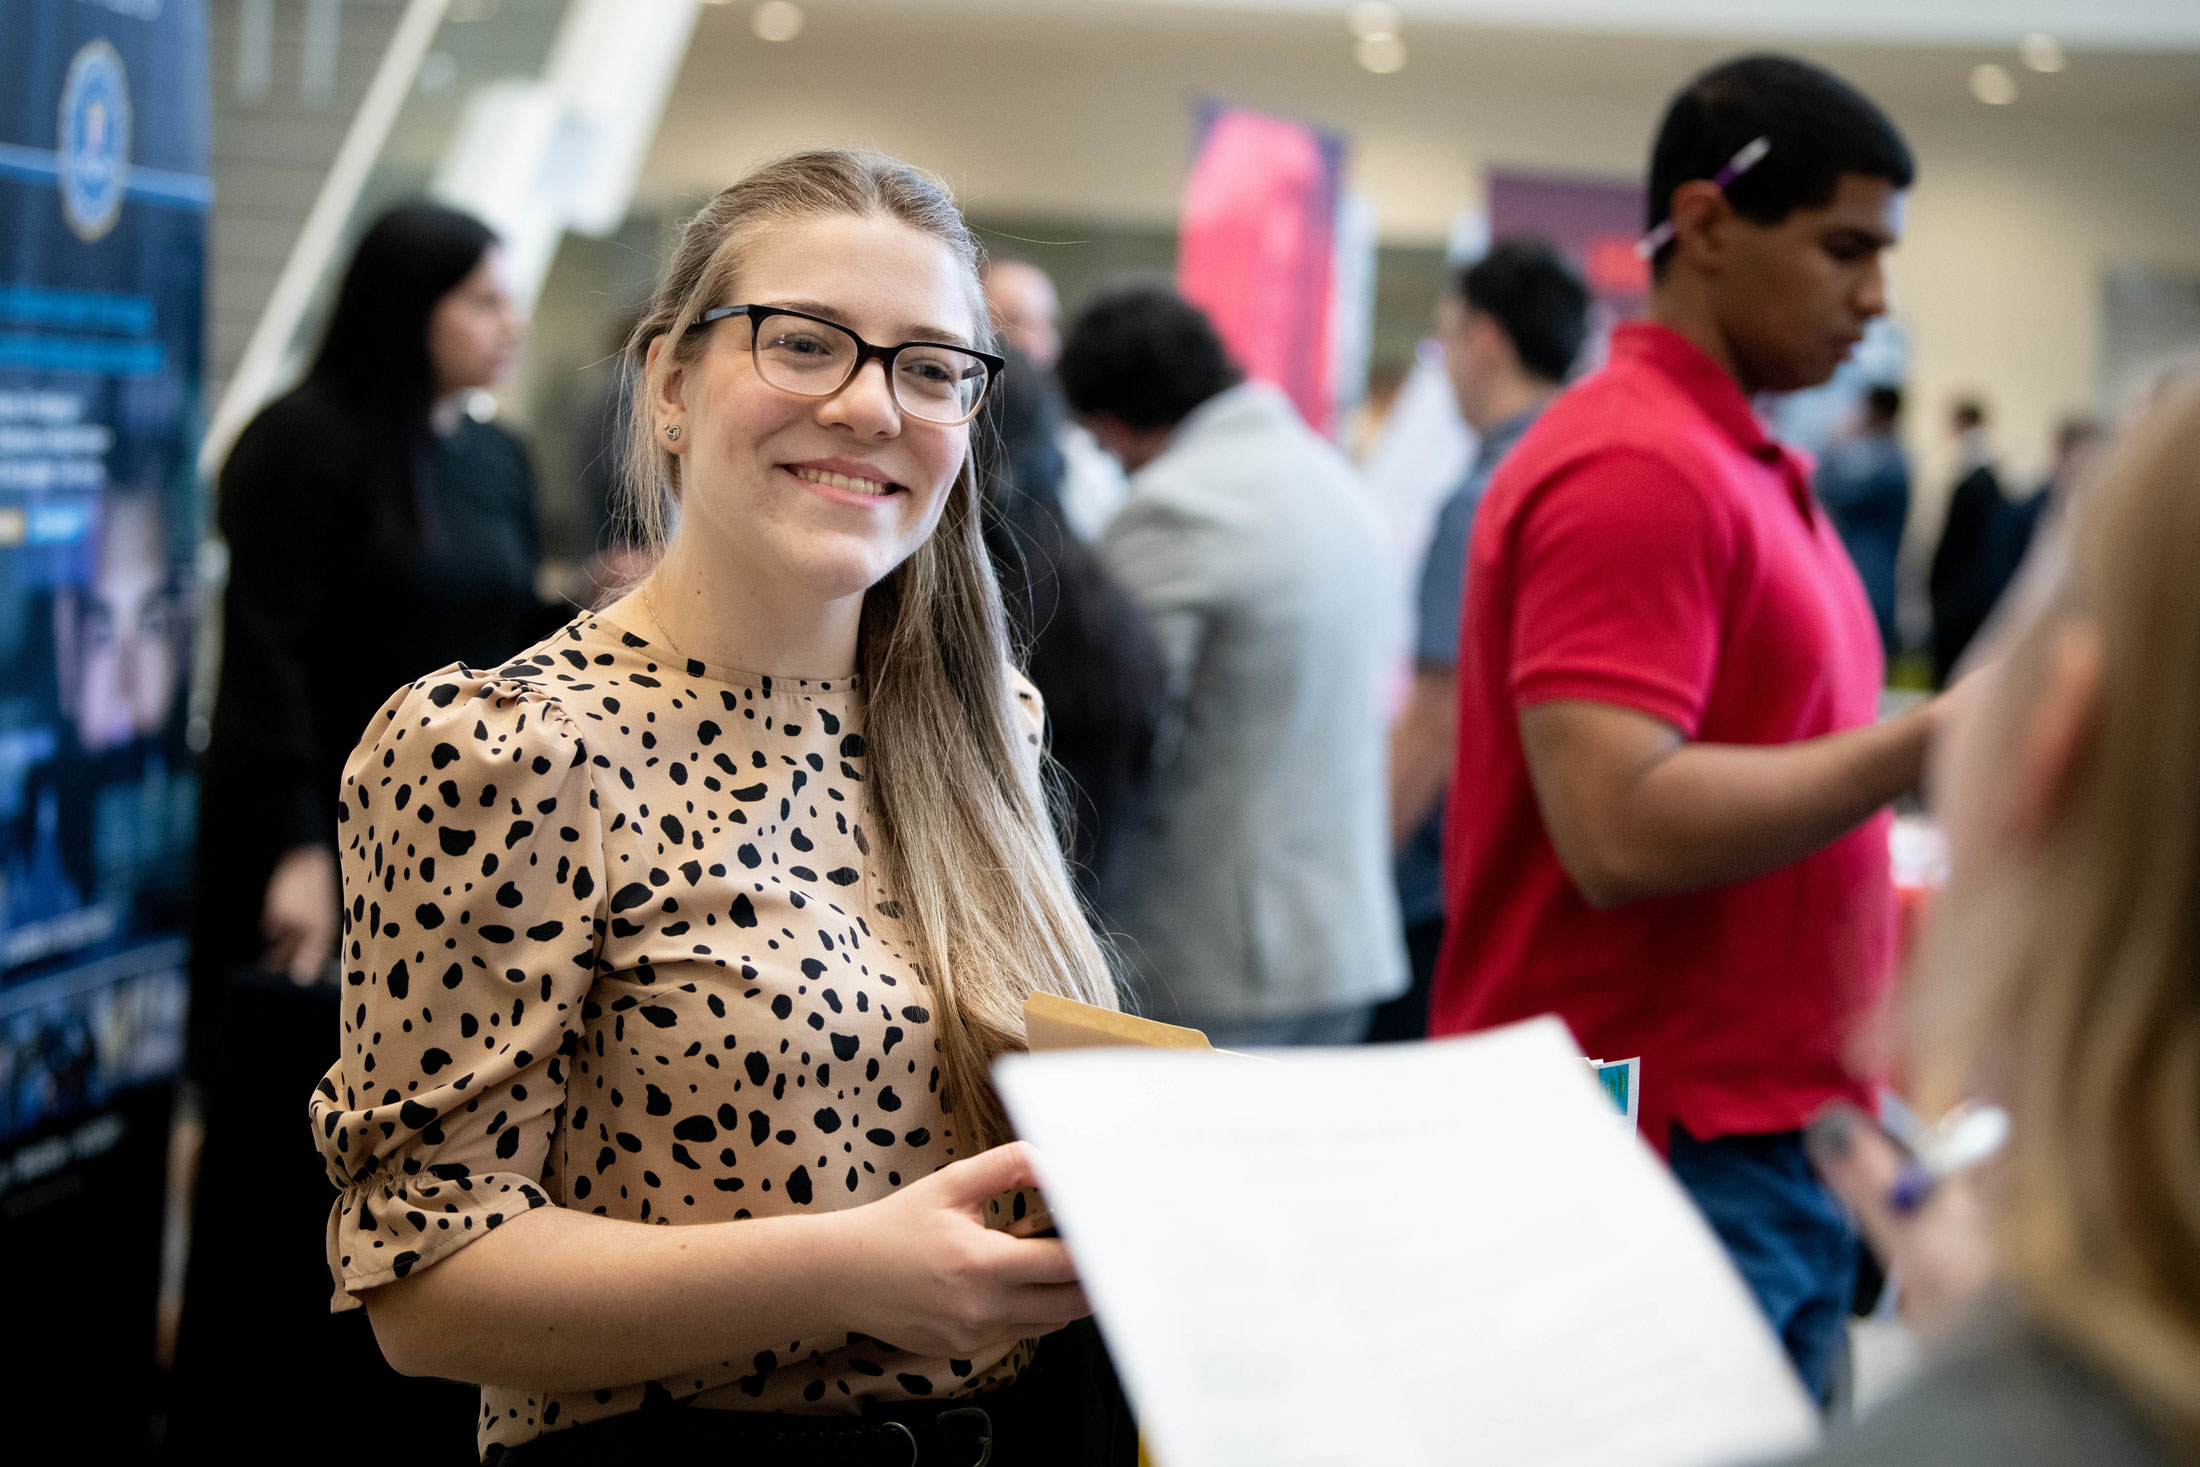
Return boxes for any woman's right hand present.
[261,843,340,984]
[1806,1103,1995,1341]
[826,1141,1090,1358]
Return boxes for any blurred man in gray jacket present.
[1058,284,1406,1045]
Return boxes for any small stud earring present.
[664,424,681,440]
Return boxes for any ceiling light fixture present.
[1357,32,1407,74]
[1969,62,2018,105]
[752,0,804,42]
[2019,32,2066,73]
[1348,1,1401,40]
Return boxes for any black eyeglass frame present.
[697,304,1005,426]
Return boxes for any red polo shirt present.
[1428,322,1893,1152]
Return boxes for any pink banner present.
[1177,103,1344,434]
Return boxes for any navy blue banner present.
[0,0,208,1175]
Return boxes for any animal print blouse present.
[310,612,1045,1457]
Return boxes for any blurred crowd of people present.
[159,41,2200,1467]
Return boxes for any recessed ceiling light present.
[1357,32,1407,74]
[752,0,804,42]
[1970,62,2017,105]
[2019,32,2066,73]
[1348,1,1401,40]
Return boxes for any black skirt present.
[483,1318,1137,1467]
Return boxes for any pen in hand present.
[1877,1095,2011,1214]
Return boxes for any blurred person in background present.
[984,257,1128,541]
[2035,414,2103,520]
[174,201,554,1461]
[1815,384,1911,659]
[1429,54,1944,1403]
[980,340,1166,920]
[1929,397,2025,686]
[985,257,1061,366]
[1794,386,2200,1467]
[1059,284,1406,1046]
[1371,237,1588,1043]
[1344,360,1409,464]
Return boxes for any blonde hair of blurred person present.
[1817,387,2200,1463]
[618,151,1116,1152]
[1929,388,2200,1447]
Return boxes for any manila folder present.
[1023,991,1213,1052]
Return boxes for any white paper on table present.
[995,1017,1818,1467]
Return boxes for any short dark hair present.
[1865,384,1903,422]
[1056,283,1242,431]
[1455,238,1590,383]
[1647,54,1914,276]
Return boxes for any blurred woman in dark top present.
[980,345,1164,920]
[173,201,554,1462]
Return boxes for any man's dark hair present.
[1056,283,1242,431]
[1455,238,1590,383]
[1865,384,1903,423]
[1647,54,1914,276]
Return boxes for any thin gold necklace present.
[640,587,685,662]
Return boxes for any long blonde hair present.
[622,149,1118,1150]
[1917,384,2200,1452]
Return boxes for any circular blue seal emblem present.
[58,40,131,242]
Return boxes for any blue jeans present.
[1667,1125,1857,1406]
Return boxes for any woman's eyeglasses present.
[698,304,1003,426]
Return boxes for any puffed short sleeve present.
[310,671,606,1309]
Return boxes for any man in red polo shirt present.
[1431,54,1942,1402]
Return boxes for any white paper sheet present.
[995,1017,1819,1467]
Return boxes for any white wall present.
[1889,114,2200,493]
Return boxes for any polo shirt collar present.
[1611,320,1814,515]
[1611,322,1773,448]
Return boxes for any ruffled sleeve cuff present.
[324,1159,554,1310]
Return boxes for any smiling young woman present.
[308,151,1131,1466]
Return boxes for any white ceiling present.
[1119,0,2200,50]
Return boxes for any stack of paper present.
[996,1017,1816,1467]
